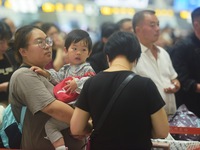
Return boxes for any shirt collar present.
[140,43,160,53]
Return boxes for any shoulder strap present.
[95,73,136,132]
[20,107,27,125]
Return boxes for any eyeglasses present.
[31,37,53,49]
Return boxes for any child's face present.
[66,40,90,65]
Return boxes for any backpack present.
[0,104,26,148]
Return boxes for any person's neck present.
[22,61,44,69]
[105,56,133,72]
[141,41,154,50]
[141,41,158,59]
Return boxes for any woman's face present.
[46,26,64,49]
[21,28,52,68]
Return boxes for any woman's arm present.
[70,107,93,136]
[151,108,169,139]
[41,100,74,124]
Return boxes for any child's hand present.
[64,78,77,93]
[30,66,49,78]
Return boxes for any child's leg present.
[45,118,69,149]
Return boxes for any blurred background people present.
[2,18,20,71]
[88,21,119,73]
[1,17,16,35]
[168,7,200,118]
[156,26,174,49]
[30,20,43,28]
[0,21,14,107]
[41,22,66,71]
[116,18,133,33]
[132,10,180,115]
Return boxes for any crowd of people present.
[0,6,200,150]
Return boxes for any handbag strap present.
[94,73,136,132]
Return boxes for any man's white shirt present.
[133,43,177,115]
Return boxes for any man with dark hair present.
[168,7,200,117]
[132,10,180,115]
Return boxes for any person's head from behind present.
[64,29,92,66]
[132,10,160,44]
[1,17,16,35]
[14,25,53,68]
[30,20,43,28]
[104,31,141,67]
[191,7,200,38]
[0,21,12,54]
[116,18,133,33]
[101,22,119,43]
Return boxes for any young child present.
[31,29,95,150]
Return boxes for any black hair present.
[132,10,155,33]
[101,22,119,38]
[65,29,92,52]
[14,25,41,64]
[104,31,141,62]
[0,21,12,40]
[191,7,200,25]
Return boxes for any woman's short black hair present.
[0,21,12,40]
[100,22,119,38]
[104,31,141,62]
[65,29,92,52]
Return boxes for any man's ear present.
[135,26,140,34]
